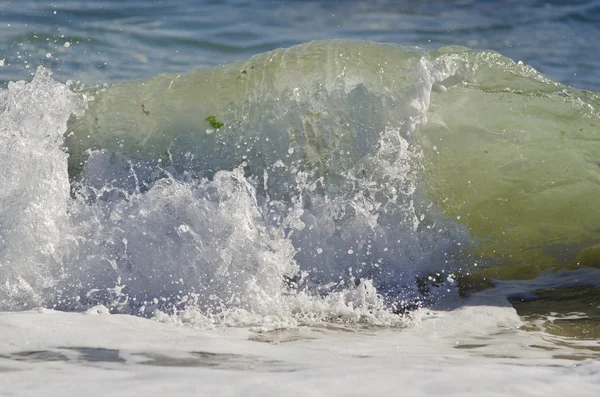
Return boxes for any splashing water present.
[0,67,79,309]
[2,40,599,327]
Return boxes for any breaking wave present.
[1,40,599,326]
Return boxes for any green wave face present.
[67,40,427,176]
[66,40,600,280]
[420,53,600,278]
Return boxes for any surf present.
[1,40,599,323]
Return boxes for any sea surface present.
[1,1,600,396]
[1,0,599,90]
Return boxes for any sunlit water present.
[1,1,599,395]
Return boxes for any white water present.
[0,68,79,310]
[1,49,600,396]
[0,50,474,324]
[0,298,599,397]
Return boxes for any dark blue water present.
[1,0,599,91]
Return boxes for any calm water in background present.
[0,0,599,91]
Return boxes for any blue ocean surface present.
[1,0,599,90]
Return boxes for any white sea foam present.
[0,67,80,309]
[0,303,598,397]
[0,44,478,324]
[1,41,599,396]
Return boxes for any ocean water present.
[1,1,600,395]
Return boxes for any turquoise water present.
[1,0,599,90]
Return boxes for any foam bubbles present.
[0,43,476,326]
[0,67,80,309]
